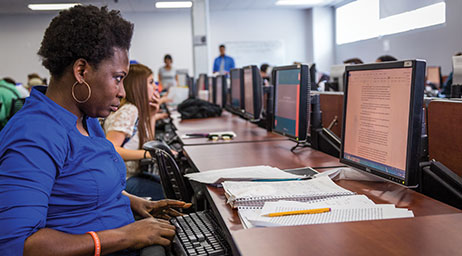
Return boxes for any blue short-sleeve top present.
[0,87,134,255]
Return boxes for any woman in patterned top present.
[105,63,167,200]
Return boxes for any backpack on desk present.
[177,98,222,119]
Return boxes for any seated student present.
[104,63,166,200]
[440,52,462,97]
[376,55,397,62]
[260,63,271,86]
[343,58,363,64]
[0,5,189,255]
[0,79,21,129]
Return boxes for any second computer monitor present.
[340,60,426,186]
[272,64,310,142]
[208,77,215,104]
[197,74,208,91]
[243,65,263,120]
[230,68,244,113]
[215,74,226,108]
[426,66,442,89]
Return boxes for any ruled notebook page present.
[245,197,414,227]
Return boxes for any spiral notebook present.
[237,195,414,229]
[223,176,355,208]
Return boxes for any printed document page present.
[184,165,301,184]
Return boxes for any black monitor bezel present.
[340,60,426,187]
[216,74,226,108]
[188,77,196,98]
[242,65,263,121]
[230,68,244,114]
[208,76,216,104]
[271,64,310,142]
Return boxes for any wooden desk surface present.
[172,111,239,132]
[184,140,343,171]
[173,111,286,145]
[177,122,285,146]
[232,213,462,256]
[205,177,461,236]
[175,107,462,256]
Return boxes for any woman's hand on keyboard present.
[121,217,176,248]
[148,199,192,220]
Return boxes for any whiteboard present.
[225,40,285,68]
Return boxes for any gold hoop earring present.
[71,80,92,103]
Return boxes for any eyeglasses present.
[207,133,235,141]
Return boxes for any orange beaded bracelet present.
[87,231,101,256]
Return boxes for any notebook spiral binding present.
[233,192,355,208]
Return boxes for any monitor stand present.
[420,160,462,209]
[289,139,311,152]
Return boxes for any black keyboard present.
[170,211,230,256]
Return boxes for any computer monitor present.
[426,66,442,89]
[243,65,263,120]
[188,77,196,98]
[230,68,244,113]
[215,74,226,108]
[177,70,189,87]
[197,74,207,91]
[271,64,310,142]
[452,55,462,85]
[208,77,215,104]
[309,63,317,90]
[340,60,426,186]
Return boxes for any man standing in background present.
[213,44,235,75]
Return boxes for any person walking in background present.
[213,44,235,75]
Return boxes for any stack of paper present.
[184,165,304,185]
[237,195,414,228]
[223,176,355,208]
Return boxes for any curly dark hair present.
[38,5,134,78]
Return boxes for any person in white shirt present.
[158,54,179,92]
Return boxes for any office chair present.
[143,141,192,203]
[8,98,25,119]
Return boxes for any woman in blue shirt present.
[0,5,189,255]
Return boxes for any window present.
[336,0,446,45]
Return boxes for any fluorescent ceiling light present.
[276,0,325,6]
[155,1,192,8]
[28,3,80,11]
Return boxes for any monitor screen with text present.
[343,67,413,180]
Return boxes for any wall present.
[336,0,462,75]
[209,8,314,71]
[312,6,335,74]
[0,8,314,84]
[123,11,193,78]
[0,14,53,84]
[0,11,193,84]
